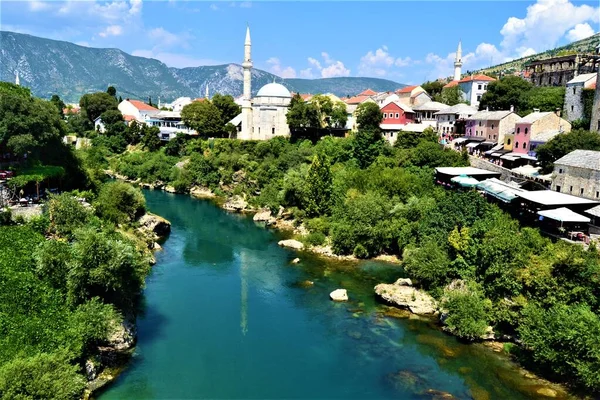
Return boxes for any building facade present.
[435,103,477,138]
[564,73,596,122]
[465,110,519,145]
[458,75,495,109]
[525,53,599,87]
[512,111,571,156]
[552,150,600,200]
[118,99,160,123]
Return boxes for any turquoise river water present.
[98,190,567,400]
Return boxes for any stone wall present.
[551,164,600,200]
[564,85,585,122]
[469,156,513,181]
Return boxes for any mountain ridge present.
[0,31,405,103]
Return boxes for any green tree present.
[330,101,348,129]
[50,94,66,118]
[355,102,382,131]
[107,86,117,98]
[212,94,241,127]
[94,181,146,224]
[422,80,444,98]
[311,94,334,128]
[437,85,464,106]
[305,154,333,216]
[181,100,223,137]
[478,75,533,113]
[140,125,161,151]
[79,92,119,123]
[524,86,565,115]
[352,129,385,168]
[46,193,91,238]
[442,285,490,340]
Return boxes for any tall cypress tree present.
[305,153,332,217]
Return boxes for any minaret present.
[453,40,462,82]
[205,84,209,99]
[240,25,253,140]
[15,70,20,86]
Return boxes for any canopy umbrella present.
[451,174,479,188]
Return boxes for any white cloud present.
[266,57,297,78]
[304,52,350,78]
[148,27,181,49]
[28,1,50,12]
[210,4,219,11]
[566,23,596,41]
[98,25,123,38]
[299,68,314,79]
[358,45,411,77]
[422,0,599,80]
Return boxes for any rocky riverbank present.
[85,210,170,398]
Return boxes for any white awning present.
[538,208,590,223]
[466,142,480,148]
[453,138,468,144]
[501,155,519,161]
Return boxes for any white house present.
[118,99,160,123]
[165,97,193,112]
[434,103,478,139]
[457,74,496,109]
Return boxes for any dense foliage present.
[536,129,600,173]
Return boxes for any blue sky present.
[1,0,599,84]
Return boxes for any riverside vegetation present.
[0,83,166,399]
[102,120,600,394]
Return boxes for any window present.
[395,113,399,119]
[507,139,511,145]
[479,121,482,127]
[596,191,599,198]
[570,186,573,193]
[478,84,482,90]
[383,113,387,119]
[556,186,561,192]
[573,87,576,95]
[258,127,260,134]
[581,188,584,195]
[272,127,275,134]
[491,124,494,129]
[525,128,528,135]
[517,127,521,134]
[559,168,563,173]
[523,142,527,149]
[571,105,574,112]
[515,141,519,148]
[390,132,394,137]
[494,135,496,139]
[477,95,481,101]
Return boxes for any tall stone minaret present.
[453,40,463,82]
[240,26,253,140]
[15,70,20,86]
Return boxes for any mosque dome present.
[256,82,292,98]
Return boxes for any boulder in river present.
[374,279,437,315]
[330,289,348,301]
[164,185,177,193]
[278,239,304,250]
[190,186,215,199]
[138,213,171,239]
[291,258,301,264]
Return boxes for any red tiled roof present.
[123,114,136,122]
[443,81,459,89]
[63,107,80,114]
[193,98,208,102]
[359,88,377,96]
[300,94,313,101]
[128,99,159,111]
[458,74,496,83]
[396,85,417,94]
[344,95,372,105]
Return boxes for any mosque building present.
[229,27,292,140]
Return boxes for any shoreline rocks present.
[278,239,304,250]
[138,213,171,240]
[223,195,249,212]
[374,278,437,315]
[253,208,277,226]
[190,186,216,199]
[330,289,348,301]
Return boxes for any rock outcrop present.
[223,195,248,212]
[138,213,171,240]
[253,209,277,226]
[330,289,348,301]
[190,186,215,199]
[374,278,437,315]
[278,239,304,250]
[164,185,177,193]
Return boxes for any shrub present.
[442,285,490,340]
[94,181,146,224]
[46,193,91,237]
[0,208,11,225]
[353,243,369,259]
[304,231,326,246]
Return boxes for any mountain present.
[477,33,600,76]
[0,31,405,103]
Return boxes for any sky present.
[1,0,599,84]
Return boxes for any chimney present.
[510,105,514,112]
[555,108,561,117]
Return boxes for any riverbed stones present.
[374,279,437,315]
[330,289,348,301]
[278,239,304,250]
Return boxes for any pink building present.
[512,110,572,155]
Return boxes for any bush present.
[27,215,50,235]
[304,231,326,246]
[94,181,146,224]
[46,193,91,237]
[305,217,330,236]
[442,285,490,340]
[353,243,369,259]
[0,208,11,225]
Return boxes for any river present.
[98,190,565,399]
